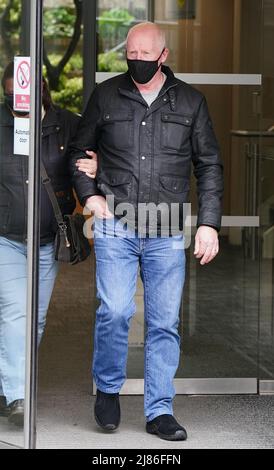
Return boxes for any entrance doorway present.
[0,0,274,449]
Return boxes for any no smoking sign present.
[14,56,31,112]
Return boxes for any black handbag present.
[41,163,91,265]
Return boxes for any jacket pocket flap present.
[42,125,61,138]
[103,111,134,122]
[160,175,190,193]
[161,113,193,126]
[99,169,133,186]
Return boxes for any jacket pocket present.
[43,125,63,162]
[97,168,133,202]
[161,113,192,151]
[158,175,190,204]
[102,111,134,150]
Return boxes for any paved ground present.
[1,395,274,449]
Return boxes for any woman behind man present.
[0,61,97,426]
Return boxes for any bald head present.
[127,23,166,51]
[126,22,167,62]
[126,22,169,87]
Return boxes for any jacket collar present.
[161,65,178,89]
[118,65,178,111]
[119,65,177,91]
[42,105,60,128]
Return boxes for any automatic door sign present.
[14,117,30,156]
[14,57,31,112]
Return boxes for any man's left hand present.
[194,226,219,265]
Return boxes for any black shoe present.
[146,414,187,441]
[94,389,120,431]
[0,396,10,417]
[8,399,24,427]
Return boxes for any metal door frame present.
[24,0,44,450]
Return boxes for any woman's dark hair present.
[42,77,53,111]
[2,60,53,111]
[1,60,14,90]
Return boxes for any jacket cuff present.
[197,223,221,233]
[197,213,222,232]
[73,177,102,207]
[81,194,96,207]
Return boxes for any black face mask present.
[4,93,14,109]
[127,48,165,84]
[4,94,29,117]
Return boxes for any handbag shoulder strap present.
[40,162,65,227]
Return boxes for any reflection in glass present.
[0,0,81,448]
[259,0,274,382]
[0,62,28,445]
[97,0,147,73]
[0,0,29,448]
[179,82,263,378]
[43,0,84,114]
[154,0,262,75]
[259,135,274,379]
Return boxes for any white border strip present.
[221,216,260,227]
[93,378,257,395]
[188,216,260,228]
[96,72,262,86]
[176,73,262,85]
[259,380,274,395]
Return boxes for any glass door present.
[259,0,274,394]
[170,0,262,393]
[0,0,43,449]
[157,0,264,393]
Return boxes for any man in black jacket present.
[69,22,224,441]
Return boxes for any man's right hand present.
[85,195,114,219]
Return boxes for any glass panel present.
[259,0,274,381]
[97,0,147,73]
[43,0,83,114]
[155,0,262,74]
[37,0,97,441]
[150,3,263,381]
[179,85,261,378]
[0,0,31,448]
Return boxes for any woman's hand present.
[76,150,98,179]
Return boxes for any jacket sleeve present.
[68,86,102,206]
[191,96,224,232]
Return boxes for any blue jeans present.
[93,217,186,421]
[0,236,58,405]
